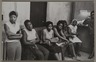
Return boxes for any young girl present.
[54,20,69,60]
[42,21,61,60]
[68,19,82,57]
[4,11,22,60]
[21,20,49,60]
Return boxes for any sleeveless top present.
[68,25,77,34]
[24,29,37,41]
[5,22,20,42]
[43,29,53,39]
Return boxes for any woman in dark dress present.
[54,20,69,60]
[83,11,94,59]
[42,21,62,60]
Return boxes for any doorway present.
[30,2,47,28]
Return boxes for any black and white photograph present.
[2,1,94,61]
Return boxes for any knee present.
[37,52,44,57]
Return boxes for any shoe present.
[72,57,81,61]
[76,53,81,57]
[68,55,73,58]
[88,56,93,59]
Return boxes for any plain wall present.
[2,2,30,25]
[46,2,72,25]
[73,2,94,21]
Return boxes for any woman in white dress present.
[68,19,82,56]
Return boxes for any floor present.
[64,51,94,61]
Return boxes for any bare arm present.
[22,30,34,45]
[4,24,22,40]
[31,31,40,44]
[54,28,67,41]
[60,30,68,41]
[42,30,51,43]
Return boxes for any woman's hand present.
[62,38,69,42]
[30,42,36,45]
[19,34,22,38]
[45,40,52,46]
[30,39,36,44]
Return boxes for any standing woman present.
[83,11,94,59]
[4,11,22,60]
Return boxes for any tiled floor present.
[64,51,94,61]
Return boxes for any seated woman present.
[60,20,78,59]
[68,19,82,57]
[21,20,49,60]
[42,21,62,60]
[53,20,70,60]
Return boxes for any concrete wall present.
[73,2,94,21]
[46,2,72,25]
[2,2,30,25]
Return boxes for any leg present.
[66,45,73,57]
[69,43,77,58]
[6,42,16,60]
[61,46,66,60]
[88,50,94,59]
[32,48,44,60]
[37,44,49,60]
[15,42,22,60]
[55,53,60,60]
[88,35,94,59]
[75,43,81,56]
[62,43,69,60]
[59,52,62,60]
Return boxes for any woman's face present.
[10,15,17,24]
[26,22,33,31]
[64,23,67,28]
[91,12,94,19]
[72,21,77,26]
[58,23,63,30]
[47,24,53,30]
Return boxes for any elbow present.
[36,39,40,43]
[21,39,28,45]
[23,40,28,45]
[7,37,12,40]
[7,36,13,40]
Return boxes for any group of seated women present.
[20,19,82,60]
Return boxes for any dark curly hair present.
[45,21,53,28]
[9,11,18,17]
[24,20,31,27]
